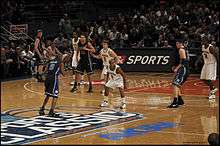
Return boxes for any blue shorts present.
[172,65,189,87]
[45,77,59,98]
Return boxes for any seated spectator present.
[20,45,35,74]
[119,30,129,48]
[54,33,65,51]
[162,40,172,48]
[1,46,14,78]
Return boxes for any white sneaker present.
[100,101,109,107]
[208,94,216,100]
[120,103,126,109]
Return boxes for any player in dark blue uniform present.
[39,46,64,117]
[71,34,96,93]
[168,40,190,108]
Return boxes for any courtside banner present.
[115,48,174,72]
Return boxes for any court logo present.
[118,55,127,64]
[1,111,143,145]
[99,122,176,140]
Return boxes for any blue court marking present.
[99,122,176,140]
[1,113,21,123]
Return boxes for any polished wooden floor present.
[1,70,219,145]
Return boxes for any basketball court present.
[1,70,219,145]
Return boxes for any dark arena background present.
[1,0,219,145]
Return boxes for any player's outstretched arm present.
[109,50,119,64]
[83,42,96,53]
[91,53,101,59]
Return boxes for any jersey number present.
[49,64,55,71]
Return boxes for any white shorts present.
[100,65,108,80]
[200,63,217,80]
[105,78,124,89]
[72,51,80,68]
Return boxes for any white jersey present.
[100,48,114,66]
[72,37,80,67]
[200,44,217,80]
[72,37,80,51]
[202,44,217,64]
[105,65,124,89]
[107,65,123,81]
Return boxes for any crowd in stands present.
[58,0,219,49]
[1,40,35,79]
[1,0,219,79]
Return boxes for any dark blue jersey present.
[78,41,91,61]
[46,57,60,79]
[175,48,189,67]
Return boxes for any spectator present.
[119,30,129,48]
[20,45,35,74]
[1,46,14,78]
[162,40,172,48]
[59,14,73,38]
[54,33,65,51]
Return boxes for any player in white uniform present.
[100,59,127,109]
[200,38,218,99]
[72,32,80,69]
[70,32,85,90]
[91,40,119,94]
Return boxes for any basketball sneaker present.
[167,98,179,108]
[70,86,78,92]
[100,101,109,107]
[80,80,85,85]
[48,111,60,118]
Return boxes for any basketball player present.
[71,32,80,70]
[100,59,127,109]
[34,29,46,82]
[91,39,119,94]
[168,40,189,108]
[71,34,96,93]
[70,32,83,89]
[39,45,64,117]
[200,37,218,100]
